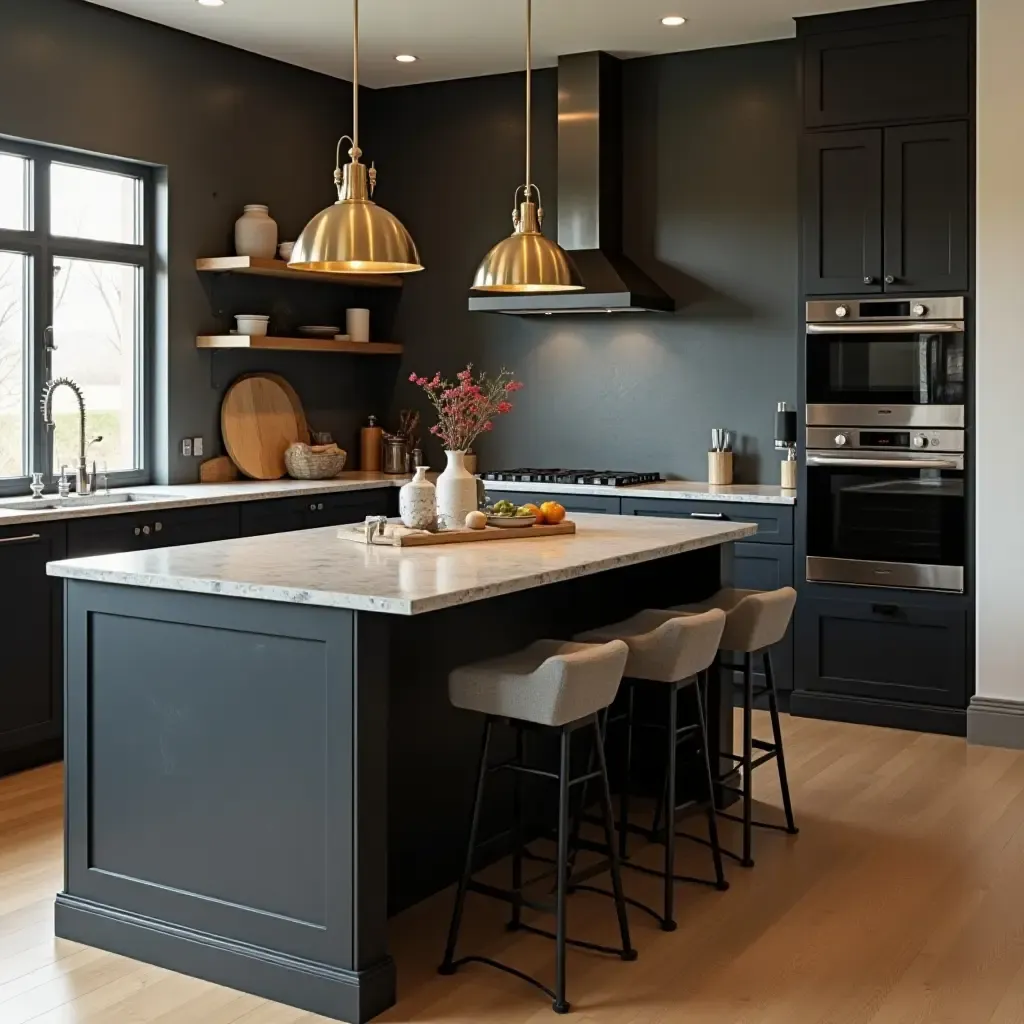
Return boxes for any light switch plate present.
[181,438,192,457]
[193,437,204,458]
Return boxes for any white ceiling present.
[83,0,923,89]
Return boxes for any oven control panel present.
[807,427,964,453]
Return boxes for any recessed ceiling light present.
[661,15,686,26]
[197,0,225,6]
[395,54,418,63]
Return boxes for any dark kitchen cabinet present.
[883,121,969,294]
[66,505,239,558]
[239,489,392,537]
[801,14,971,129]
[0,522,66,773]
[620,498,793,544]
[795,595,967,709]
[803,123,969,296]
[482,490,621,515]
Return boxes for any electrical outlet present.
[181,438,192,457]
[193,437,204,458]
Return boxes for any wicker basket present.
[284,443,348,480]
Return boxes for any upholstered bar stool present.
[439,638,636,1015]
[573,608,729,932]
[673,587,798,867]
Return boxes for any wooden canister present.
[360,415,383,471]
[708,451,733,486]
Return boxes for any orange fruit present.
[520,503,543,524]
[539,501,566,525]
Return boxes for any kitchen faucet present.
[40,377,96,496]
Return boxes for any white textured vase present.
[234,204,278,259]
[398,466,437,529]
[436,450,478,530]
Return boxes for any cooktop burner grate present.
[481,468,663,487]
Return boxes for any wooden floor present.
[2,712,1024,1023]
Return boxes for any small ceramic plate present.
[486,516,536,529]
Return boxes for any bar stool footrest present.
[439,955,566,1011]
[513,921,637,960]
[717,810,800,834]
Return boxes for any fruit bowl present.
[486,515,537,529]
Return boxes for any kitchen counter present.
[47,513,757,615]
[0,472,409,526]
[53,512,751,1023]
[481,478,796,504]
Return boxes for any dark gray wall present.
[0,0,398,484]
[375,40,798,482]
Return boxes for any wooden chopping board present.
[240,372,309,444]
[336,519,576,547]
[221,375,303,480]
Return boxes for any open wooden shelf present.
[197,335,403,355]
[195,256,403,289]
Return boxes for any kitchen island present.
[47,513,756,1023]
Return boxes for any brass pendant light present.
[471,0,583,293]
[289,0,423,275]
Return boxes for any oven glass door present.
[806,329,965,406]
[807,459,965,569]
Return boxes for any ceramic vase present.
[234,205,278,259]
[399,466,437,529]
[436,450,478,530]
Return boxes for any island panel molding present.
[967,697,1024,750]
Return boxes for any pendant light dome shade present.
[471,0,582,295]
[288,0,423,276]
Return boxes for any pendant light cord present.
[352,0,360,157]
[524,0,531,197]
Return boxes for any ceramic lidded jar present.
[399,466,437,530]
[234,204,278,259]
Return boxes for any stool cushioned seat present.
[449,639,629,727]
[575,608,726,684]
[673,587,796,653]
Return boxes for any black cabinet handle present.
[885,274,896,285]
[0,533,41,546]
[871,603,900,617]
[863,276,875,285]
[690,512,726,520]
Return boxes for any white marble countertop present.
[47,513,758,616]
[0,473,409,527]
[480,479,796,505]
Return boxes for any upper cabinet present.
[803,121,969,296]
[800,5,972,129]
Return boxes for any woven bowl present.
[284,443,348,480]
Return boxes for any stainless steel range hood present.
[469,51,675,315]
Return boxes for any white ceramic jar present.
[399,466,437,530]
[234,205,278,259]
[436,451,478,530]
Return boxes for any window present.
[0,140,153,493]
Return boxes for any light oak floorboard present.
[0,713,1022,1023]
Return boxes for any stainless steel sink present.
[0,492,180,511]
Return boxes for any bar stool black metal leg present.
[661,682,679,931]
[764,650,798,836]
[439,718,493,974]
[508,724,525,931]
[695,677,729,891]
[591,719,637,961]
[553,726,572,1014]
[618,683,635,862]
[742,653,754,868]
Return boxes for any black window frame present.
[0,137,155,496]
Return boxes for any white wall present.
[976,0,1024,702]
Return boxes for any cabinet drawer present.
[483,490,621,515]
[796,597,967,708]
[620,498,792,544]
[802,17,971,128]
[67,505,238,557]
[239,496,310,537]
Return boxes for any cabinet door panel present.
[66,511,152,558]
[803,130,883,295]
[0,525,65,752]
[796,596,967,708]
[620,498,793,545]
[802,18,971,128]
[314,489,392,527]
[883,121,969,294]
[239,497,311,538]
[483,491,621,515]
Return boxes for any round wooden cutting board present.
[221,375,303,480]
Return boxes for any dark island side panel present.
[372,40,798,483]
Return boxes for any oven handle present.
[807,322,964,334]
[806,454,964,470]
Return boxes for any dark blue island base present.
[55,544,733,1023]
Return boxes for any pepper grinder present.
[360,415,383,472]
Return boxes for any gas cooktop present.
[481,468,663,487]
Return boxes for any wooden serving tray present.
[337,519,576,547]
